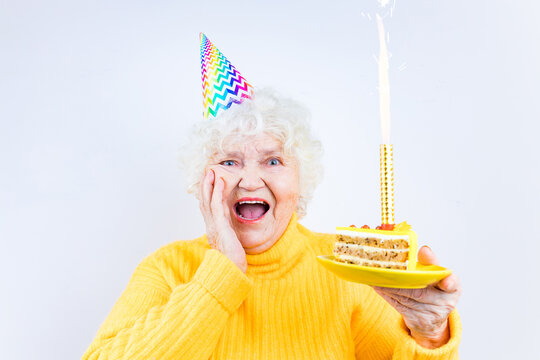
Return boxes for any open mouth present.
[234,198,270,223]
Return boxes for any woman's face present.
[207,133,299,254]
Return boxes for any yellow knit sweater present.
[83,214,461,359]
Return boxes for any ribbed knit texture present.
[83,214,461,359]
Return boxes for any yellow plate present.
[316,255,451,289]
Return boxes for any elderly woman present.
[83,38,461,360]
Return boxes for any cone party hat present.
[200,33,253,119]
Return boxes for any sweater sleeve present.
[351,287,462,360]
[82,248,253,360]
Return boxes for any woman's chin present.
[237,232,267,249]
[235,227,275,254]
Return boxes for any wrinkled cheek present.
[277,187,299,213]
[208,166,239,199]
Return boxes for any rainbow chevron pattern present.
[200,33,253,119]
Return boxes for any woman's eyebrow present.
[218,151,243,158]
[258,149,283,156]
[216,149,283,159]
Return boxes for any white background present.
[1,0,539,358]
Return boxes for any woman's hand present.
[199,169,247,273]
[373,246,462,349]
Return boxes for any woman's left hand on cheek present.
[373,246,462,348]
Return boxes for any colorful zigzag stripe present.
[200,33,253,119]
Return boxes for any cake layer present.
[336,234,409,250]
[334,254,407,270]
[334,223,418,271]
[333,242,409,262]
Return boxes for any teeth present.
[238,200,267,205]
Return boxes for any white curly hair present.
[180,87,323,219]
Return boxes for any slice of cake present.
[333,223,417,270]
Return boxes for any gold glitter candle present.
[380,144,394,225]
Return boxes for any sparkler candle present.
[329,14,423,272]
[376,14,395,229]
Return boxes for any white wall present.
[1,0,539,358]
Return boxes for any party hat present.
[200,33,253,119]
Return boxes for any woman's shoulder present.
[134,235,211,285]
[147,236,210,264]
[296,222,336,253]
[155,235,209,255]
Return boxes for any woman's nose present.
[238,168,265,191]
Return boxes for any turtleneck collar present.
[245,213,307,278]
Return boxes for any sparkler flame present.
[377,14,391,144]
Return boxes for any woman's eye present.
[221,160,236,166]
[268,158,281,166]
